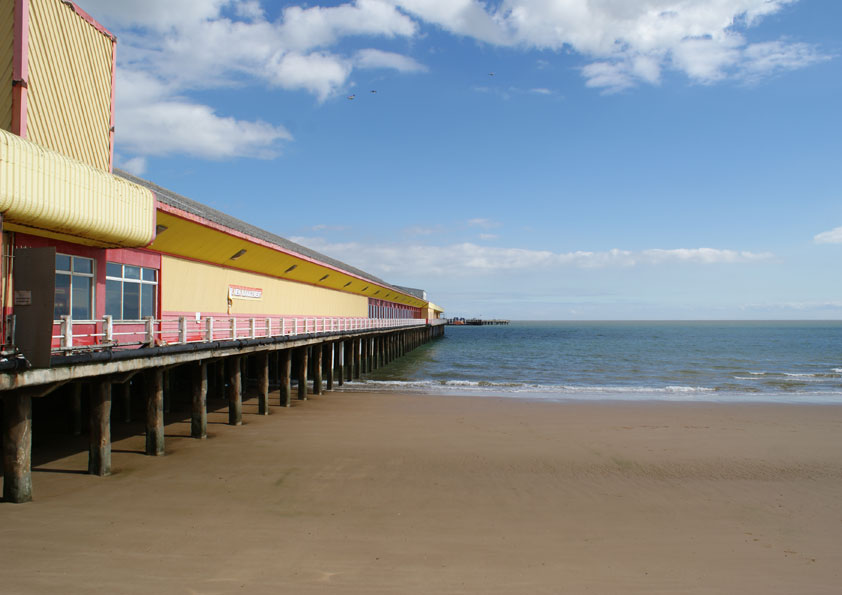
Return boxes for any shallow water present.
[341,321,842,403]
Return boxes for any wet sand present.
[2,391,842,594]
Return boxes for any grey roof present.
[115,169,410,295]
[393,285,427,300]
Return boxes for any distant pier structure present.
[447,318,509,326]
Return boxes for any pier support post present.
[228,356,242,425]
[353,338,361,379]
[216,360,225,401]
[257,352,269,415]
[145,369,164,456]
[2,394,32,503]
[297,347,308,400]
[337,343,344,386]
[344,341,352,382]
[191,361,208,439]
[313,344,323,395]
[279,350,292,407]
[326,343,334,391]
[88,379,112,476]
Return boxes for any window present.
[105,263,158,320]
[55,254,95,320]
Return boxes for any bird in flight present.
[347,94,355,100]
[488,72,495,76]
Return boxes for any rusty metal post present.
[88,378,111,476]
[2,394,32,503]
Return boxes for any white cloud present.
[291,237,773,276]
[467,218,502,229]
[355,48,428,72]
[479,234,499,240]
[814,226,842,244]
[117,156,148,176]
[115,70,291,160]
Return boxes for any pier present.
[446,318,510,326]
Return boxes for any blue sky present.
[80,0,841,319]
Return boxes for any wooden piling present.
[145,368,165,456]
[88,378,111,476]
[326,343,334,391]
[257,352,270,415]
[191,361,208,439]
[297,347,308,400]
[313,344,323,395]
[2,394,32,503]
[228,356,242,425]
[276,350,290,407]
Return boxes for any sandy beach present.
[2,390,841,594]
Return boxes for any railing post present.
[266,318,272,338]
[205,316,214,342]
[144,316,154,345]
[179,316,187,343]
[230,317,237,340]
[282,318,286,335]
[60,315,73,348]
[103,315,113,343]
[249,318,256,339]
[294,318,299,335]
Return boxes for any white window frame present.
[54,253,95,321]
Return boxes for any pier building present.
[0,0,445,503]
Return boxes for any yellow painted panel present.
[161,256,369,317]
[0,0,12,131]
[26,0,112,170]
[0,128,155,246]
[151,211,429,309]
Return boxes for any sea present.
[339,321,842,403]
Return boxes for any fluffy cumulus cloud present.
[80,0,827,163]
[814,226,842,244]
[291,237,772,276]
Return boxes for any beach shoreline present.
[2,390,841,593]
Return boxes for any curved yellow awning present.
[0,129,155,247]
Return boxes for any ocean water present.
[341,321,842,403]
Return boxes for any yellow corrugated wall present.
[26,0,112,170]
[0,0,13,131]
[0,128,155,247]
[161,256,370,318]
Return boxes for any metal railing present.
[52,315,427,353]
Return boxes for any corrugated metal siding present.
[0,0,13,132]
[0,128,155,246]
[26,0,112,170]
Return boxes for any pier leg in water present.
[228,356,242,425]
[145,368,164,456]
[297,347,308,400]
[191,361,208,439]
[88,378,111,476]
[2,394,32,503]
[313,343,323,395]
[257,352,269,415]
[279,350,291,407]
[337,343,344,386]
